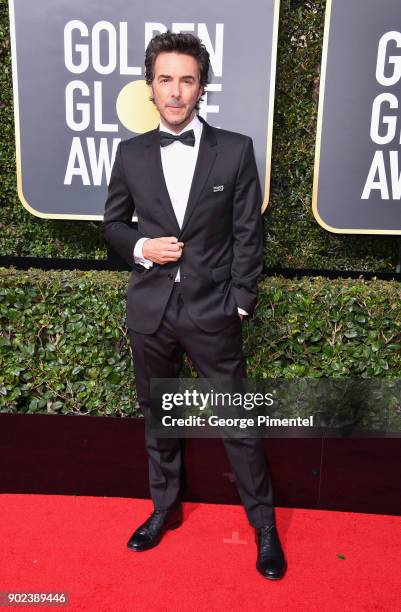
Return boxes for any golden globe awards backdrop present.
[9,0,279,220]
[313,0,401,234]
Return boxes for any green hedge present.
[1,268,400,417]
[0,0,399,270]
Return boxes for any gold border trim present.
[9,0,103,220]
[312,0,401,235]
[262,0,280,214]
[10,0,280,220]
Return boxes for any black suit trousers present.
[128,283,275,528]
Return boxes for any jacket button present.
[183,274,187,280]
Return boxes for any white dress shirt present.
[133,114,247,316]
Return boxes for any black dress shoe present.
[255,524,287,580]
[127,505,183,552]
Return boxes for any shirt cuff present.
[237,307,248,316]
[134,238,153,269]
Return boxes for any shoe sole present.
[127,517,183,552]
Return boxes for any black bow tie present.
[159,129,195,147]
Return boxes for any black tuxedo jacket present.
[101,116,263,334]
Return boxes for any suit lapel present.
[180,118,217,234]
[145,129,181,236]
[144,117,218,236]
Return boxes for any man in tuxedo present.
[101,31,286,580]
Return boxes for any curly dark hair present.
[145,31,210,110]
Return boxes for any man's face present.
[151,52,203,133]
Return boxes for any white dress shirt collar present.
[159,113,202,140]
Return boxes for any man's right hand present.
[142,236,184,265]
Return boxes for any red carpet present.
[0,494,400,611]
